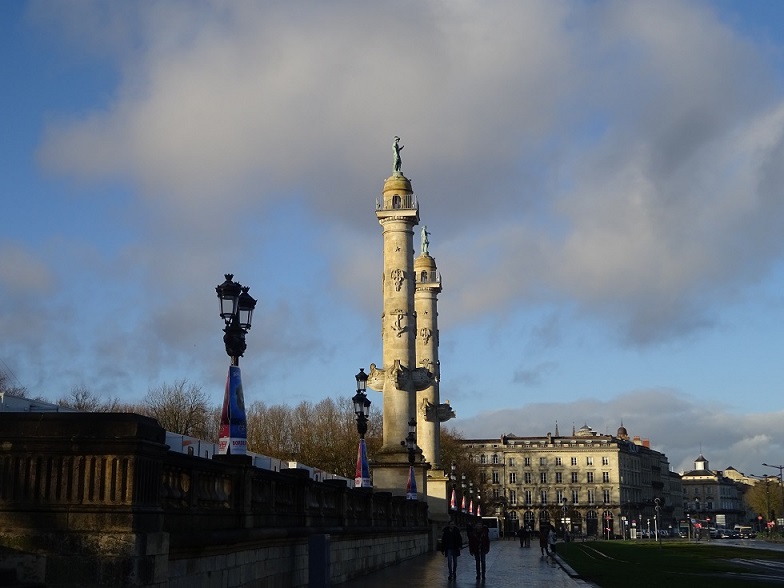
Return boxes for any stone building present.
[463,423,680,538]
[680,454,746,530]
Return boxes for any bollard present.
[309,534,331,588]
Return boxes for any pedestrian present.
[517,526,525,547]
[524,526,531,547]
[548,526,557,556]
[539,525,549,557]
[441,519,462,580]
[469,523,490,579]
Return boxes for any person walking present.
[539,525,550,558]
[441,519,463,580]
[548,525,557,557]
[469,523,491,579]
[518,526,525,547]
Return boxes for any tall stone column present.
[367,139,432,496]
[414,247,442,469]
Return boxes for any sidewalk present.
[337,536,594,587]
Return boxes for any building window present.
[571,472,579,483]
[480,455,487,464]
[525,490,532,505]
[524,472,532,484]
[509,490,517,505]
[602,456,610,466]
[524,457,531,466]
[573,489,580,504]
[586,457,594,466]
[556,472,563,483]
[492,454,499,464]
[480,472,487,483]
[587,472,594,483]
[509,457,516,467]
[571,457,578,466]
[587,490,595,504]
[540,472,547,484]
[602,472,610,483]
[556,489,565,503]
[509,472,517,484]
[603,489,611,504]
[555,457,562,466]
[509,510,518,520]
[540,490,547,504]
[540,457,547,466]
[492,471,500,484]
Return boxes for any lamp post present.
[449,462,457,511]
[215,274,256,455]
[562,498,568,538]
[762,463,784,530]
[654,498,661,543]
[476,490,482,517]
[461,473,467,513]
[353,368,372,488]
[404,418,417,499]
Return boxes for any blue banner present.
[218,365,247,455]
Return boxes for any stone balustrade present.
[0,412,433,587]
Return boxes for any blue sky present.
[3,0,784,477]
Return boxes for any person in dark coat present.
[468,523,491,579]
[441,519,463,579]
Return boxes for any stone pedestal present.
[425,471,451,524]
[371,451,428,499]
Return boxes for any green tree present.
[745,477,784,524]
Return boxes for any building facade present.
[464,424,681,538]
[680,454,747,531]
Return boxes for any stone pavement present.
[337,536,594,587]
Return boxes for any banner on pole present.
[406,465,417,500]
[218,365,247,455]
[354,439,372,488]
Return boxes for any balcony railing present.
[376,194,419,211]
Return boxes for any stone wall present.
[0,413,437,587]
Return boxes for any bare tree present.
[0,368,28,397]
[140,379,213,438]
[243,396,383,479]
[58,385,99,411]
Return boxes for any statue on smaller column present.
[421,225,430,255]
[393,136,404,173]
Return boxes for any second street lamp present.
[353,368,372,488]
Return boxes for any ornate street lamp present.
[216,274,256,366]
[353,369,372,488]
[215,274,257,456]
[461,473,467,513]
[352,369,371,439]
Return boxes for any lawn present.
[558,540,784,588]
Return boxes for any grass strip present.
[558,540,784,588]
